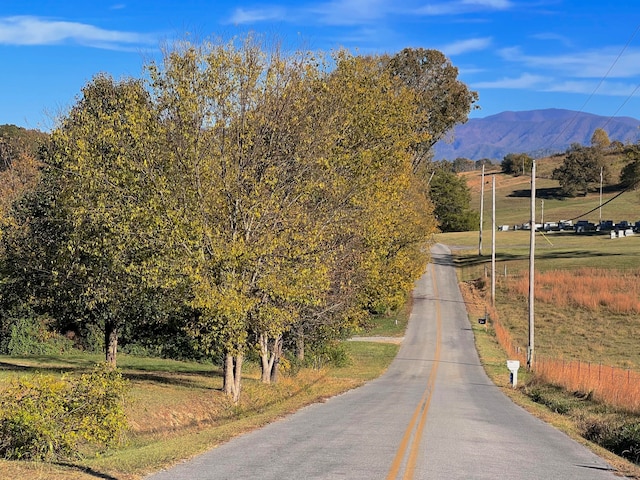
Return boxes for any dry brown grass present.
[478,268,640,413]
[509,268,640,314]
[535,356,640,412]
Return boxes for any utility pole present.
[479,164,485,256]
[541,199,544,227]
[528,160,536,371]
[599,166,603,223]
[491,174,496,306]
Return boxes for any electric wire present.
[545,23,640,152]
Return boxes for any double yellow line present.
[386,264,442,480]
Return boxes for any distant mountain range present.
[432,108,640,161]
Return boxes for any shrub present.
[5,316,74,356]
[582,417,640,464]
[306,342,351,369]
[0,363,129,461]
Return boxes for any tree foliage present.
[501,152,533,176]
[385,48,479,171]
[591,128,611,150]
[552,144,609,197]
[429,169,479,232]
[0,36,477,402]
[620,145,640,189]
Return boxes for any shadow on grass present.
[123,371,220,390]
[52,463,118,480]
[509,184,622,199]
[453,248,626,269]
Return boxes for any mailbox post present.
[507,360,520,387]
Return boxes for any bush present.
[582,417,640,465]
[5,316,74,356]
[0,363,129,461]
[306,342,351,369]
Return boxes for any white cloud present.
[462,0,512,8]
[531,32,572,47]
[0,16,155,49]
[441,37,492,55]
[473,73,547,89]
[544,80,640,97]
[499,46,640,79]
[416,0,513,15]
[308,0,391,26]
[228,7,288,24]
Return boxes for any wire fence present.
[489,308,640,413]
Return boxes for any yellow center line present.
[386,264,443,480]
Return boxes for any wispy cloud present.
[228,0,397,27]
[499,46,640,78]
[308,0,390,26]
[416,0,513,16]
[531,32,573,48]
[0,15,156,49]
[441,37,492,55]
[473,73,547,89]
[228,7,289,24]
[544,80,640,97]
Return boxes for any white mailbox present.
[506,360,520,387]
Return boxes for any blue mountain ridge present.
[433,108,640,161]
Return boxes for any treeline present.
[500,128,640,196]
[0,37,477,401]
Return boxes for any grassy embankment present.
[441,161,640,477]
[0,309,407,480]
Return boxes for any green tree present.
[620,145,640,189]
[429,170,479,232]
[145,38,344,397]
[452,157,474,173]
[36,74,169,366]
[501,152,533,176]
[385,48,479,171]
[552,145,609,197]
[475,158,493,169]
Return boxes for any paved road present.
[147,244,623,480]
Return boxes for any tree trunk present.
[296,329,305,361]
[105,321,118,367]
[259,333,272,383]
[258,333,283,384]
[223,351,243,403]
[270,335,283,384]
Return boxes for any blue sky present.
[1,0,639,130]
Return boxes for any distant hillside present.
[433,109,640,161]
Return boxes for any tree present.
[620,145,640,189]
[385,48,479,171]
[144,38,349,398]
[552,145,609,197]
[475,158,493,169]
[36,74,168,366]
[452,157,474,173]
[501,152,533,176]
[0,125,47,173]
[591,128,611,150]
[429,170,479,232]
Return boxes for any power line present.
[565,178,640,222]
[545,23,640,152]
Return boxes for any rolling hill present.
[433,109,640,161]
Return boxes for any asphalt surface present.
[146,243,624,480]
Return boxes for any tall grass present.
[509,268,640,314]
[535,356,640,412]
[486,268,640,413]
